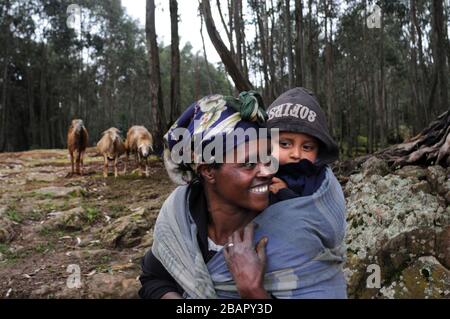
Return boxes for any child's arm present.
[269,177,300,202]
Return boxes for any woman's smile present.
[249,183,270,194]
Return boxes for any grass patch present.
[108,204,126,217]
[0,243,9,255]
[38,226,54,237]
[39,202,56,212]
[29,192,56,200]
[0,243,28,263]
[28,210,46,221]
[34,242,55,254]
[84,207,101,224]
[69,189,84,198]
[6,207,23,223]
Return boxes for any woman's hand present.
[269,177,287,194]
[223,222,270,299]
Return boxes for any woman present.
[139,92,273,299]
[139,92,347,299]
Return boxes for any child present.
[266,87,339,203]
[265,87,347,298]
[266,88,347,299]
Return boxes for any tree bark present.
[378,7,386,148]
[169,0,180,125]
[252,0,271,102]
[216,0,235,57]
[0,53,8,151]
[411,0,430,126]
[409,0,422,133]
[146,0,167,152]
[233,0,243,71]
[294,0,304,87]
[200,0,252,92]
[308,0,318,93]
[324,0,334,136]
[431,0,449,115]
[200,12,213,94]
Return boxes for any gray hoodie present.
[267,87,339,165]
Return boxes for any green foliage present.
[6,207,23,223]
[34,242,54,254]
[0,0,232,151]
[85,207,101,224]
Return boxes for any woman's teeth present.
[250,185,268,193]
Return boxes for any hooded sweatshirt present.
[267,87,339,204]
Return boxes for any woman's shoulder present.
[162,185,190,206]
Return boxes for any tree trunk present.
[409,0,422,133]
[0,54,8,151]
[216,0,235,57]
[253,0,271,103]
[431,0,449,115]
[378,7,386,148]
[411,0,429,125]
[169,0,180,125]
[146,0,167,153]
[324,0,334,136]
[268,0,277,99]
[27,66,37,147]
[233,0,243,71]
[308,0,318,93]
[284,0,294,88]
[294,0,304,87]
[200,12,213,94]
[40,44,50,148]
[200,0,252,92]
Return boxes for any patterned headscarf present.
[164,91,267,185]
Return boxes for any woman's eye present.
[243,162,257,169]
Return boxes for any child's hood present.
[267,87,339,165]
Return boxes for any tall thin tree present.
[200,0,252,92]
[146,0,166,152]
[294,0,304,87]
[169,0,180,125]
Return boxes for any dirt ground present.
[0,148,176,298]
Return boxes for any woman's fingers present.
[232,228,242,244]
[223,243,230,259]
[243,222,255,243]
[256,237,268,264]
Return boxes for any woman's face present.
[211,139,274,213]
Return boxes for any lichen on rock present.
[344,162,449,298]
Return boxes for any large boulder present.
[426,165,450,204]
[85,273,140,299]
[101,208,155,248]
[45,207,87,231]
[344,170,449,298]
[395,165,428,180]
[33,186,84,198]
[361,157,390,177]
[378,256,449,299]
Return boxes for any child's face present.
[274,132,319,165]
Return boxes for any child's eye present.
[303,144,317,152]
[279,141,291,148]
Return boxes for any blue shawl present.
[151,167,347,299]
